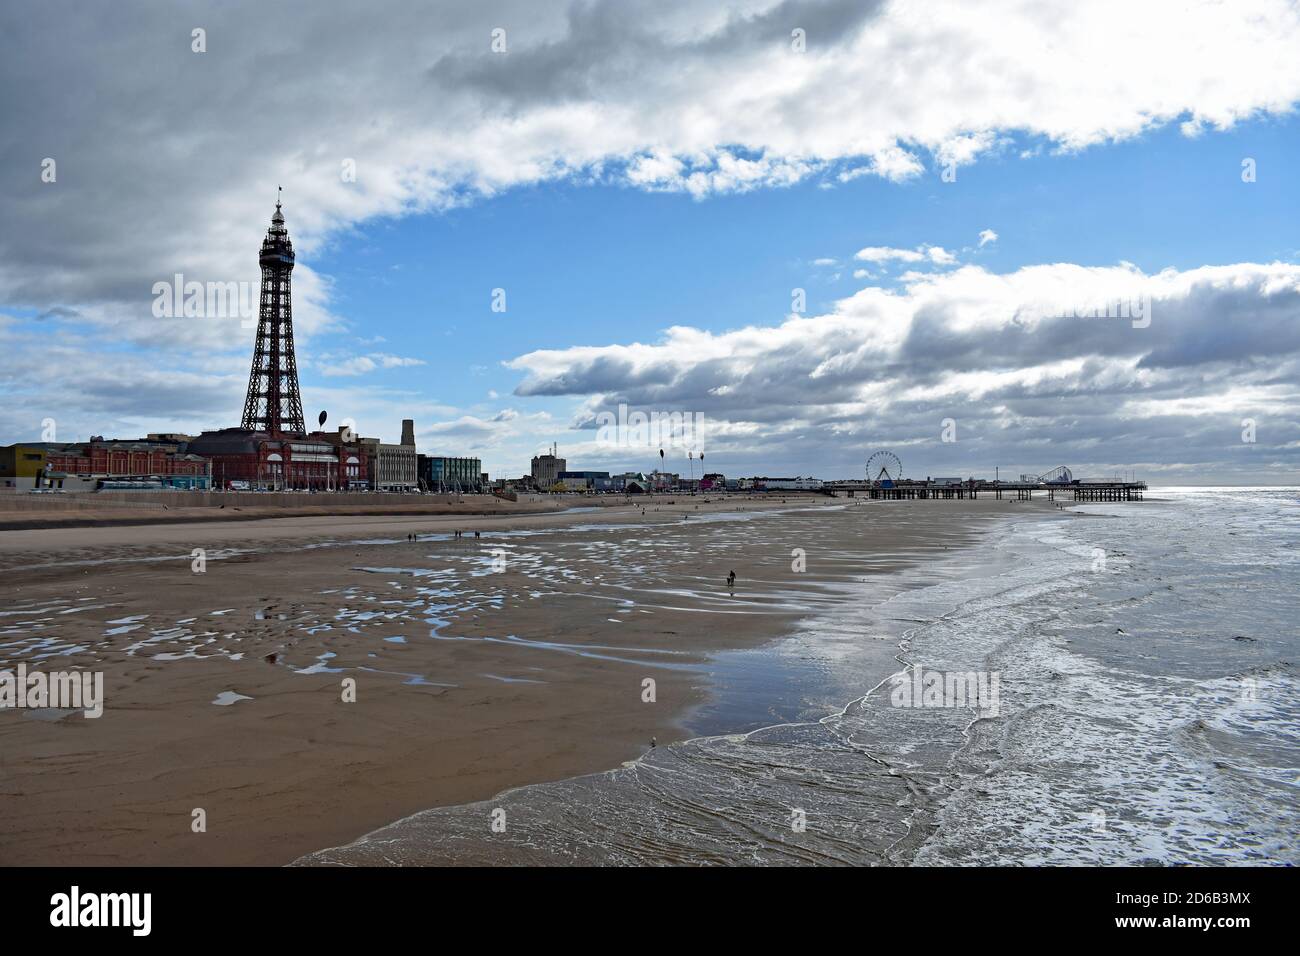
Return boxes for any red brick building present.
[187,428,367,491]
[45,438,211,489]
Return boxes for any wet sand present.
[0,495,1061,865]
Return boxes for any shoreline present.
[297,506,1054,866]
[295,512,1066,868]
[1,495,1068,866]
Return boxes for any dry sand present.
[0,494,1063,865]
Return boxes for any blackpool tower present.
[240,191,306,434]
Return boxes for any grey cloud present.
[505,265,1300,482]
[427,0,883,107]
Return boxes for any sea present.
[296,487,1299,866]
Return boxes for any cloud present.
[626,150,819,198]
[837,145,925,183]
[978,229,998,247]
[6,0,1300,317]
[423,409,551,449]
[506,261,1300,481]
[317,353,427,377]
[855,244,956,266]
[855,246,927,264]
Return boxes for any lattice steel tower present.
[241,192,305,434]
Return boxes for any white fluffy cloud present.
[856,245,956,266]
[856,247,928,264]
[508,261,1300,481]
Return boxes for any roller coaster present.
[1038,465,1074,484]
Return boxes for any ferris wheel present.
[866,450,902,484]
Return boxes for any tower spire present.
[240,196,305,434]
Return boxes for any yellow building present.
[0,443,63,489]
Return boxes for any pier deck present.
[823,479,1145,501]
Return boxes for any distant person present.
[727,570,736,589]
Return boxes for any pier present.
[823,479,1146,501]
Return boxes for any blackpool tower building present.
[190,196,369,491]
[240,194,306,435]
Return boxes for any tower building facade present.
[240,196,306,434]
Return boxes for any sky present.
[2,0,1299,484]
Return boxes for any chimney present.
[401,419,415,446]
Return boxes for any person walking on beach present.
[726,570,736,589]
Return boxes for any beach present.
[0,493,1045,865]
[296,489,1298,868]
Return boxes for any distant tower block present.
[401,419,415,446]
[241,193,306,435]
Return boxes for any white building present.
[374,418,418,492]
[761,476,823,491]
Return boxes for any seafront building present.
[558,470,612,491]
[1,438,211,491]
[759,476,824,491]
[419,455,483,493]
[187,429,365,491]
[531,447,566,489]
[648,470,679,492]
[374,443,418,491]
[45,438,211,490]
[372,418,419,492]
[0,442,65,490]
[612,472,649,493]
